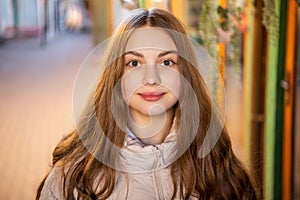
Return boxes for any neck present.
[127,109,175,145]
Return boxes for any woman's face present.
[121,27,181,118]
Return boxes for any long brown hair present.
[36,8,260,199]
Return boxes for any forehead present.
[125,27,177,52]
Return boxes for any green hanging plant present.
[217,5,230,31]
[218,3,243,75]
[197,0,222,100]
[262,0,279,45]
[198,0,244,76]
[198,0,219,60]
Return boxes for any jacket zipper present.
[153,145,164,200]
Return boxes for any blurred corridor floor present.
[0,32,93,200]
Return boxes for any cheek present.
[160,68,181,98]
[121,69,143,103]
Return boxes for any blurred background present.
[0,0,299,199]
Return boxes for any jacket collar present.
[117,120,178,173]
[124,118,177,148]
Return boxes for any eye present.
[126,60,142,67]
[160,60,176,67]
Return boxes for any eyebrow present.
[158,50,177,57]
[124,50,177,58]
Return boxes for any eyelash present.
[125,59,177,68]
[125,60,142,67]
[160,59,176,66]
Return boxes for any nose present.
[142,64,161,85]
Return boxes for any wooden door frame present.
[282,1,297,199]
[250,0,267,193]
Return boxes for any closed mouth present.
[138,92,166,102]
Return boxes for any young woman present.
[36,8,260,199]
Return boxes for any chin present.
[146,104,166,116]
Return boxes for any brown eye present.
[127,60,142,67]
[161,60,175,67]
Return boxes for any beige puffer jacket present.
[39,127,198,200]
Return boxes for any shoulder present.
[38,167,65,200]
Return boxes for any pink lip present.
[138,92,165,102]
